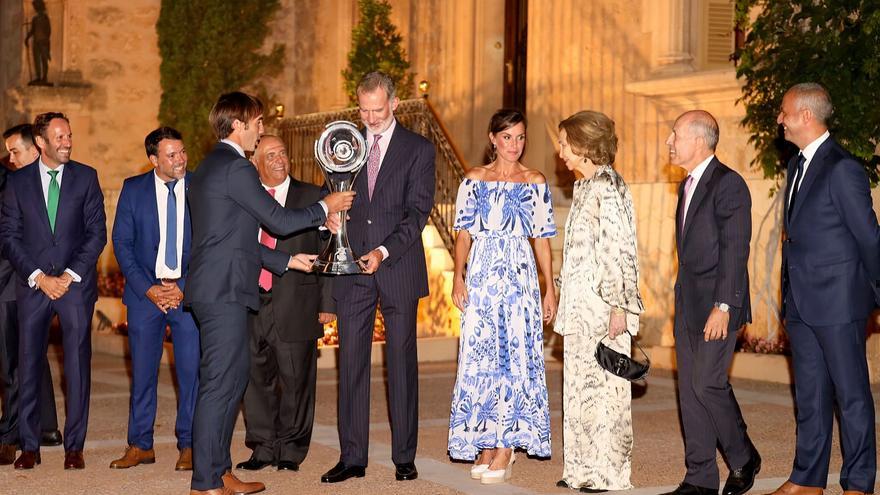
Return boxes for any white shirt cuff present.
[318,200,329,216]
[378,246,389,260]
[65,269,82,283]
[28,269,43,289]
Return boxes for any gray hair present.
[357,71,396,100]
[787,82,833,125]
[680,110,720,151]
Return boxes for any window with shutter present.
[703,0,735,67]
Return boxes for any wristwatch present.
[714,302,730,313]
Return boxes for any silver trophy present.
[312,121,368,275]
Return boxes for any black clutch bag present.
[594,330,650,381]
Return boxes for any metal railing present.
[274,98,467,255]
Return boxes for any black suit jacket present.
[0,167,15,302]
[782,137,880,326]
[0,158,106,305]
[184,142,326,311]
[333,121,436,302]
[675,157,752,332]
[264,178,335,342]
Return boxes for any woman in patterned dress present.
[447,109,557,485]
[553,111,644,492]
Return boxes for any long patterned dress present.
[447,179,556,460]
[554,166,644,490]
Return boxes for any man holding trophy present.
[319,71,436,484]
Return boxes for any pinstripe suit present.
[332,121,435,467]
[673,157,753,489]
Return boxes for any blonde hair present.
[559,110,618,166]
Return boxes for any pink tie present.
[679,175,694,234]
[367,134,382,199]
[258,188,277,291]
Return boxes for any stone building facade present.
[2,0,878,374]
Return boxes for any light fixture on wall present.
[274,103,285,119]
[418,80,429,99]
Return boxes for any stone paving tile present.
[0,347,878,494]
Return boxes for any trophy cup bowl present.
[312,121,368,275]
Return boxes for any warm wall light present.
[274,103,285,119]
[418,80,429,98]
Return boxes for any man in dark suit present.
[236,135,335,473]
[110,127,199,471]
[185,92,353,495]
[0,125,64,465]
[0,112,106,470]
[320,71,435,484]
[661,110,759,495]
[769,83,880,495]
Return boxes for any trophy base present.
[312,257,365,275]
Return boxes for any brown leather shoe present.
[109,445,155,469]
[842,491,871,495]
[0,443,17,465]
[64,450,85,470]
[222,470,266,494]
[14,451,40,469]
[767,481,823,495]
[189,489,233,495]
[175,448,193,471]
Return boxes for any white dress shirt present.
[681,154,715,228]
[154,172,186,279]
[788,130,830,206]
[257,176,290,242]
[28,159,81,288]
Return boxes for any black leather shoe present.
[235,456,273,471]
[394,462,418,481]
[723,447,762,495]
[321,461,365,483]
[277,460,299,471]
[660,482,719,495]
[580,488,607,493]
[40,430,62,447]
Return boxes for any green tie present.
[47,170,60,233]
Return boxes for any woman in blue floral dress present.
[448,109,557,485]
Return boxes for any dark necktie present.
[165,180,178,270]
[788,153,806,218]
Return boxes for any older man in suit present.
[661,110,760,495]
[321,71,436,484]
[0,112,106,470]
[236,135,335,473]
[770,83,880,495]
[0,125,63,466]
[110,127,200,471]
[185,92,353,495]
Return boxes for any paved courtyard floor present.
[1,345,877,494]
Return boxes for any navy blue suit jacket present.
[333,121,436,302]
[675,157,752,332]
[112,170,192,310]
[0,167,16,302]
[184,142,326,311]
[782,137,880,326]
[0,159,106,305]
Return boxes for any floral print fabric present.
[447,179,556,460]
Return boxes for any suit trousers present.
[784,293,876,492]
[126,304,200,451]
[17,293,93,452]
[243,292,317,464]
[190,302,250,491]
[673,309,750,489]
[0,301,59,444]
[337,276,419,466]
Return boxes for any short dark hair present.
[208,92,263,140]
[357,71,396,100]
[2,124,36,148]
[32,112,69,141]
[144,126,183,158]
